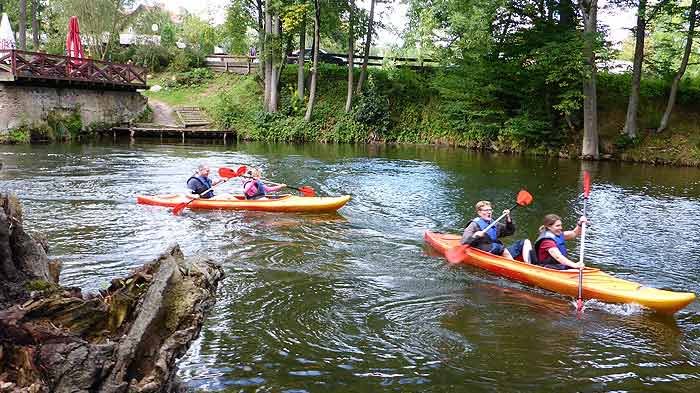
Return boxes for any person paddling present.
[242,168,286,200]
[530,214,588,270]
[186,163,224,199]
[461,200,528,260]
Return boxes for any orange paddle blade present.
[172,202,189,216]
[516,190,533,206]
[299,186,316,197]
[445,245,469,264]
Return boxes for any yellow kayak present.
[424,231,696,314]
[137,194,351,212]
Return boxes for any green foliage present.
[163,68,213,88]
[354,76,390,134]
[161,24,177,48]
[1,127,30,144]
[135,105,153,123]
[614,134,642,150]
[46,109,83,140]
[170,48,207,72]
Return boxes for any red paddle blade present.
[577,298,584,317]
[516,190,533,206]
[445,245,469,264]
[583,171,591,198]
[219,165,247,178]
[299,186,316,197]
[172,202,188,216]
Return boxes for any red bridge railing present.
[0,50,147,89]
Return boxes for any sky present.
[161,0,636,47]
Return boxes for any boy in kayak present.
[242,168,286,200]
[186,163,224,199]
[531,214,588,270]
[461,200,530,260]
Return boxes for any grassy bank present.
[144,66,700,166]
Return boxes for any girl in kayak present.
[531,214,588,270]
[242,168,286,200]
[461,200,531,260]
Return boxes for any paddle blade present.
[445,245,469,264]
[299,186,316,197]
[172,202,188,216]
[583,171,591,198]
[577,298,584,317]
[219,165,247,178]
[516,190,533,206]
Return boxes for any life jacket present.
[244,179,266,200]
[473,217,498,242]
[187,175,213,199]
[532,230,567,265]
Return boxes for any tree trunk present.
[356,0,375,94]
[622,0,648,138]
[298,17,306,101]
[559,0,576,28]
[658,0,698,133]
[269,15,281,113]
[31,0,39,49]
[264,0,272,111]
[305,0,321,122]
[345,0,355,112]
[579,0,599,159]
[19,0,27,50]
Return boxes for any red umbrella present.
[65,16,84,75]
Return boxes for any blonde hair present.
[247,167,262,178]
[475,201,492,213]
[539,214,562,233]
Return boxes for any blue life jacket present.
[473,217,498,242]
[187,175,214,199]
[533,230,567,265]
[244,179,266,200]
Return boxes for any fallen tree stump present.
[0,193,224,392]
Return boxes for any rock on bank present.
[0,193,224,392]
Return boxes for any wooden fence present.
[205,52,437,75]
[0,50,147,89]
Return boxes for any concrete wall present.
[0,83,147,133]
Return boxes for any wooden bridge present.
[0,50,147,90]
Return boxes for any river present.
[1,139,699,392]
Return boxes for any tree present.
[579,0,599,158]
[345,0,355,112]
[19,0,26,50]
[31,0,39,49]
[658,0,698,133]
[298,10,306,102]
[305,0,320,121]
[622,0,671,138]
[355,0,375,94]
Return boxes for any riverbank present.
[142,66,700,167]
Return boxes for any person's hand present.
[473,231,485,238]
[574,261,585,269]
[503,209,510,216]
[577,216,589,227]
[279,183,287,188]
[188,194,200,199]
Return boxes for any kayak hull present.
[424,231,696,314]
[137,194,351,212]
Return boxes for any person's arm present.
[186,179,200,199]
[498,213,516,238]
[563,216,588,240]
[547,247,584,269]
[460,222,483,245]
[263,182,286,193]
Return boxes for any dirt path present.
[147,98,179,127]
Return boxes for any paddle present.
[445,190,534,264]
[577,171,591,316]
[172,166,247,215]
[243,176,316,197]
